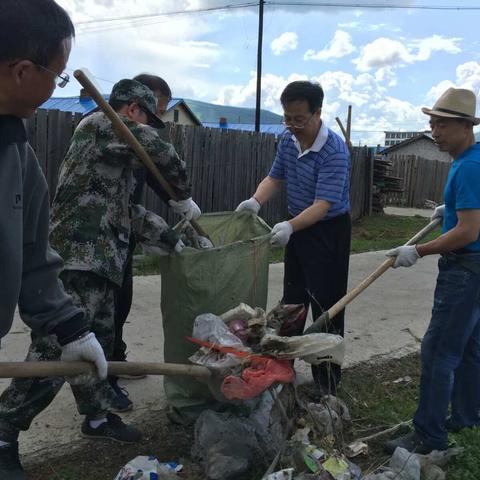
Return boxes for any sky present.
[57,0,480,145]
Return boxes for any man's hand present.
[235,197,261,214]
[61,332,108,385]
[168,198,201,221]
[431,204,445,221]
[386,245,421,268]
[271,221,293,247]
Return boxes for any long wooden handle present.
[326,217,442,320]
[0,361,211,379]
[73,69,209,239]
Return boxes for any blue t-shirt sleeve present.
[455,161,480,210]
[268,136,286,180]
[315,151,349,204]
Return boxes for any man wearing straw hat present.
[385,87,480,454]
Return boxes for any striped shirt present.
[269,122,350,219]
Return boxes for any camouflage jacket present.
[50,112,191,286]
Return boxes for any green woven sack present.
[160,211,271,408]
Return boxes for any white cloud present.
[214,72,308,112]
[354,35,462,72]
[426,61,480,108]
[270,32,298,56]
[338,21,401,33]
[304,30,356,61]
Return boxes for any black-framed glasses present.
[282,112,315,129]
[35,64,70,88]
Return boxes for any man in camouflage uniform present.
[0,79,191,444]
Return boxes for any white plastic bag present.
[114,456,181,480]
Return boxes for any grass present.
[29,353,480,479]
[133,213,441,274]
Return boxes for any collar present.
[0,115,27,146]
[292,121,329,158]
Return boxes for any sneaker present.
[81,413,142,444]
[109,378,133,412]
[0,442,26,480]
[384,431,444,455]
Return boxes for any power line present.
[267,1,480,10]
[75,2,258,27]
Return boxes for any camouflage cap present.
[110,79,165,128]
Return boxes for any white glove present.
[174,239,185,254]
[235,197,261,214]
[61,332,108,385]
[271,221,293,247]
[386,245,421,268]
[168,198,201,221]
[431,204,445,221]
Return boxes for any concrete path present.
[384,206,433,218]
[0,251,439,459]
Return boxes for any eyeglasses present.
[282,112,315,129]
[35,64,70,88]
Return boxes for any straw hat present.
[422,87,480,125]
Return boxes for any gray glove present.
[270,221,293,247]
[386,245,421,268]
[235,197,261,214]
[431,204,445,221]
[61,332,108,385]
[168,198,201,221]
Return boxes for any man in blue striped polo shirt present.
[236,81,351,395]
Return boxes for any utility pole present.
[255,0,264,132]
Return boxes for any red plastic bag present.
[221,357,295,400]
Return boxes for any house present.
[384,130,431,147]
[203,119,286,136]
[382,133,451,162]
[40,92,202,126]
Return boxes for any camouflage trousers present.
[0,270,117,442]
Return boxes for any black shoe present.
[445,416,479,433]
[384,431,444,455]
[109,378,133,412]
[0,442,26,480]
[81,413,142,444]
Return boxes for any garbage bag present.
[192,388,291,479]
[160,212,271,409]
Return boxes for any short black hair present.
[0,0,75,67]
[133,74,172,100]
[280,81,324,113]
[108,99,131,112]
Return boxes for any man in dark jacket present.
[0,1,108,478]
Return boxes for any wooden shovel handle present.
[326,217,442,320]
[73,69,209,240]
[0,361,211,379]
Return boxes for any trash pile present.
[114,456,182,480]
[186,302,356,479]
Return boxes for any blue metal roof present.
[41,96,185,115]
[202,122,286,136]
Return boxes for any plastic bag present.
[260,333,345,365]
[221,357,295,400]
[114,456,181,480]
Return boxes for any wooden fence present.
[27,109,373,226]
[386,155,450,208]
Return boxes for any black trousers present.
[112,241,135,362]
[283,213,351,392]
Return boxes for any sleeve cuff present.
[53,312,89,346]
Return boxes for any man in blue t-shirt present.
[385,87,480,454]
[236,81,351,395]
